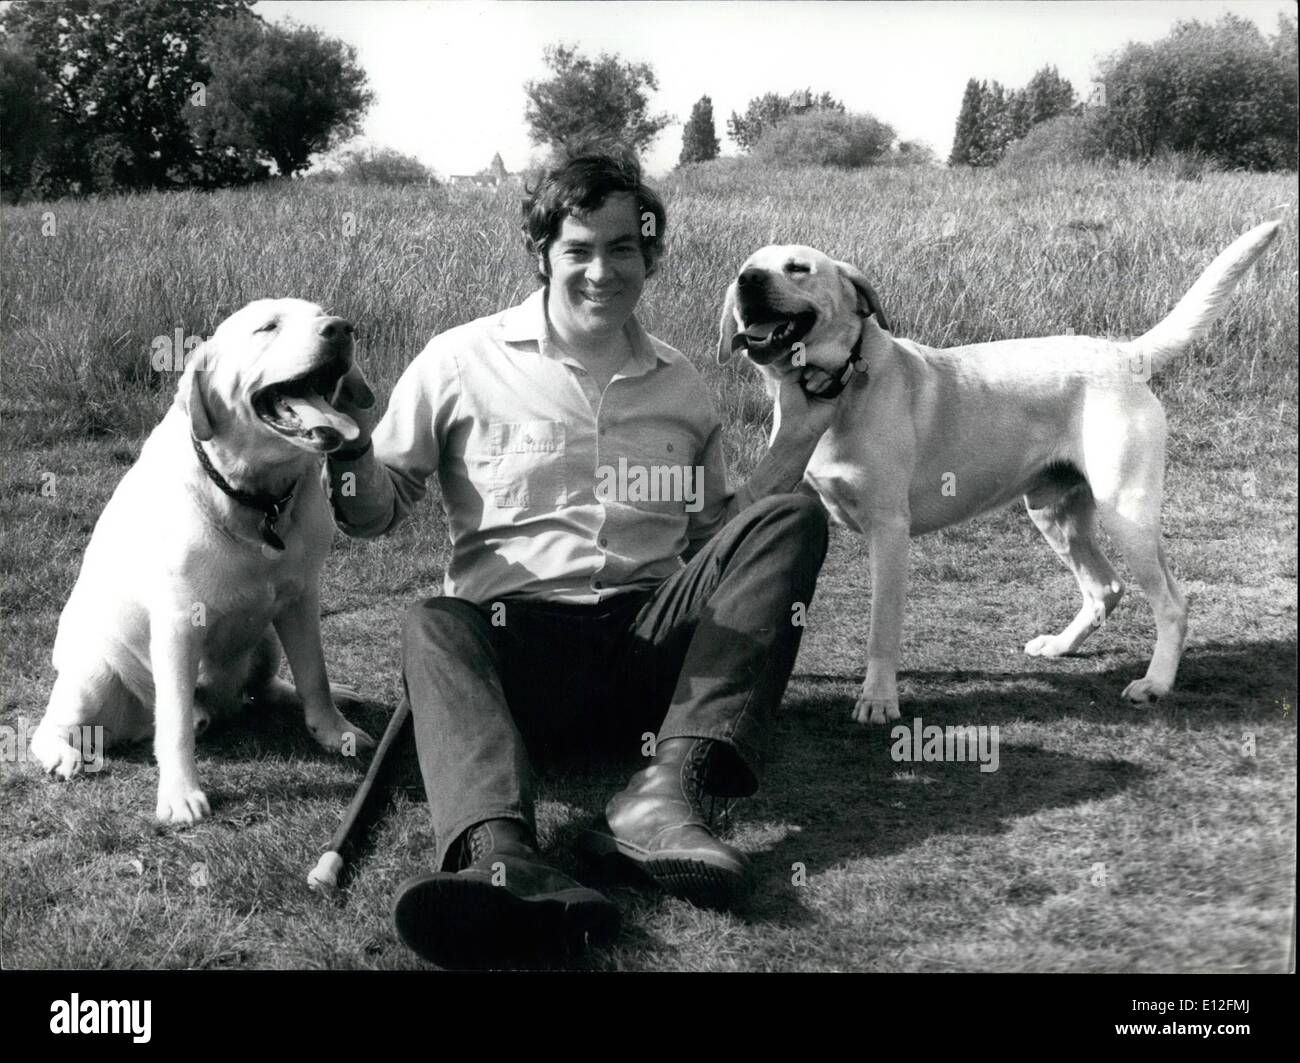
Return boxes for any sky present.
[255,0,1295,176]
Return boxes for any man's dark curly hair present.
[521,145,667,284]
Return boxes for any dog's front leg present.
[274,596,374,756]
[151,610,210,824]
[854,518,910,726]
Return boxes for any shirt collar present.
[498,287,669,370]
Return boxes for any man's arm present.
[328,343,457,538]
[684,371,839,558]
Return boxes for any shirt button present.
[666,442,674,453]
[593,580,603,589]
[599,536,608,547]
[599,427,608,436]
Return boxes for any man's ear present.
[177,346,214,441]
[833,260,891,333]
[716,282,739,365]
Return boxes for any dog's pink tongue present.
[281,393,360,442]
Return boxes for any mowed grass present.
[1,160,1295,971]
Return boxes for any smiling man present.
[328,149,840,968]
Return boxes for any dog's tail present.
[1123,219,1281,373]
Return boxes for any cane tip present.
[308,851,343,894]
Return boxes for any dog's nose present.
[318,318,354,342]
[738,268,767,290]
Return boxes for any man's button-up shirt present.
[330,288,733,604]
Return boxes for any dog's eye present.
[785,262,811,275]
[255,320,278,333]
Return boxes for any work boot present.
[392,819,620,968]
[576,737,751,909]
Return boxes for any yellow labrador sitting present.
[32,299,376,823]
[718,222,1280,725]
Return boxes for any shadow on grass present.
[801,636,1298,725]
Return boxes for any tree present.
[951,67,1079,167]
[329,145,436,186]
[949,78,984,165]
[893,139,938,167]
[188,15,372,181]
[0,0,253,194]
[1093,13,1297,169]
[679,94,720,164]
[979,81,1016,164]
[753,110,894,168]
[1023,65,1077,126]
[0,39,55,201]
[727,89,844,152]
[523,43,672,156]
[950,79,1009,166]
[1007,88,1032,142]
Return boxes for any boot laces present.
[683,741,733,832]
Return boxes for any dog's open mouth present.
[730,310,817,364]
[253,360,359,450]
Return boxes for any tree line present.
[3,5,1294,205]
[950,13,1297,170]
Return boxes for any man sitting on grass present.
[328,147,840,968]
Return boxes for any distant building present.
[449,152,519,189]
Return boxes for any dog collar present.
[811,312,872,400]
[191,434,297,552]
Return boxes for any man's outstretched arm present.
[685,371,840,558]
[327,343,457,538]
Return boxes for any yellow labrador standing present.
[32,299,376,823]
[717,221,1281,724]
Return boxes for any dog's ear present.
[332,362,375,411]
[833,260,891,333]
[716,282,739,365]
[177,346,215,442]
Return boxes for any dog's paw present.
[308,713,375,756]
[1121,677,1168,705]
[852,694,901,726]
[156,781,211,825]
[1024,633,1072,658]
[31,726,83,780]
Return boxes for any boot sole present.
[392,873,621,969]
[575,828,750,910]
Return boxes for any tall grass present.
[2,160,1296,473]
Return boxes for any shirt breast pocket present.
[626,431,700,516]
[489,420,568,511]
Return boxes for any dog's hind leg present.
[1024,478,1125,658]
[1095,502,1186,703]
[1087,407,1187,703]
[240,628,364,713]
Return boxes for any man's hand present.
[775,366,843,446]
[329,363,378,458]
[725,365,845,519]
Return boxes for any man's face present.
[545,192,647,346]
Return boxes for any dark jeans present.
[399,494,829,870]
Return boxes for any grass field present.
[1,160,1295,971]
